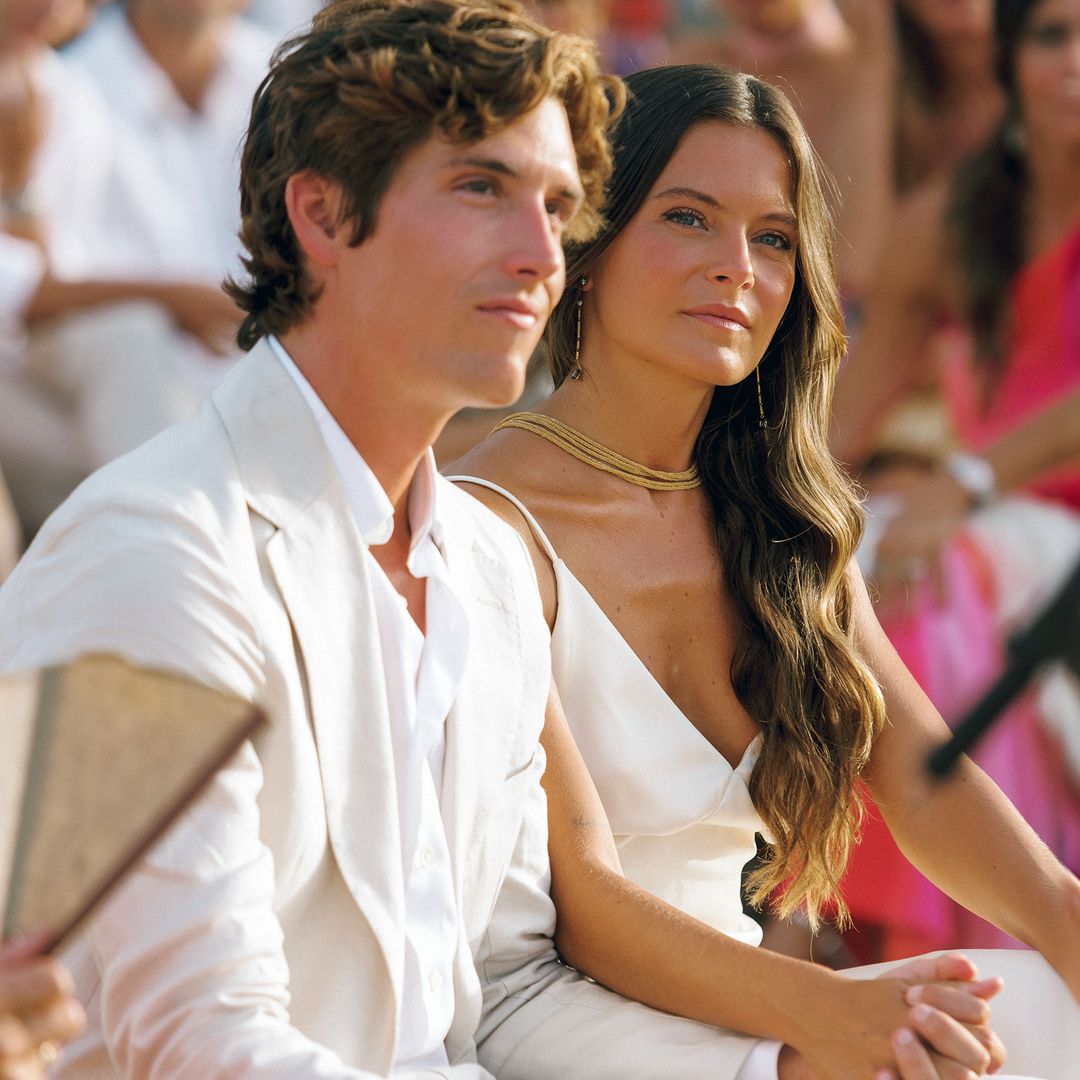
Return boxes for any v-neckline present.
[551,557,761,774]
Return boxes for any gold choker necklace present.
[492,413,701,491]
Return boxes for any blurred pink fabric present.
[842,227,1080,963]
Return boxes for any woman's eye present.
[757,231,794,252]
[1028,20,1069,46]
[663,207,707,228]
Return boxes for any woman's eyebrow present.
[651,185,720,208]
[651,187,797,229]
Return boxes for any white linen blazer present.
[0,342,761,1079]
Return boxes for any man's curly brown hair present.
[225,0,622,350]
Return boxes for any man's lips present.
[477,298,542,329]
[683,305,751,331]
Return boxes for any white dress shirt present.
[64,6,274,282]
[270,337,465,1072]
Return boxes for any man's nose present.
[503,198,564,281]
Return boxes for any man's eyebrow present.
[448,155,518,177]
[652,186,798,228]
[446,155,586,203]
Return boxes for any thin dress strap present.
[447,476,560,564]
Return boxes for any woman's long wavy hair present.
[947,0,1041,389]
[542,64,887,927]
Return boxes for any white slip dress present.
[452,476,1080,1080]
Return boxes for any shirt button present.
[420,847,435,868]
[429,971,443,994]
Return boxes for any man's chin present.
[460,355,531,411]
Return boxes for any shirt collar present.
[268,335,439,554]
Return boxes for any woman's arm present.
[855,562,1080,1001]
[541,681,1002,1080]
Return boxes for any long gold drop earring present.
[570,277,586,381]
[755,366,767,431]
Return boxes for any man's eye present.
[546,200,572,224]
[458,178,497,195]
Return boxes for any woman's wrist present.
[767,963,850,1056]
[1041,872,1080,982]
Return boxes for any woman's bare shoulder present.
[445,429,563,621]
[446,429,545,521]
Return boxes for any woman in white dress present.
[451,61,1080,1080]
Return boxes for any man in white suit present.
[0,2,1008,1079]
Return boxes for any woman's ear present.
[285,172,350,268]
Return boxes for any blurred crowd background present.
[1,0,1078,970]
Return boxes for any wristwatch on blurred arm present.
[943,451,998,509]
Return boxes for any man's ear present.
[285,172,351,268]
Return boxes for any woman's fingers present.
[908,1004,992,1075]
[903,980,1007,1072]
[890,1027,943,1080]
[905,984,990,1024]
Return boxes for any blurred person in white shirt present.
[0,0,253,532]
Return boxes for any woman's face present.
[1015,0,1080,148]
[897,0,991,42]
[586,122,798,390]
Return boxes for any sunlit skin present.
[457,121,798,772]
[283,95,583,501]
[580,122,797,441]
[450,119,1034,1079]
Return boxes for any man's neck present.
[126,3,227,112]
[278,326,448,513]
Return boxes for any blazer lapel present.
[213,345,405,1016]
[434,488,535,921]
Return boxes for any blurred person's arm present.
[24,277,242,356]
[828,0,899,298]
[0,53,47,250]
[871,388,1080,574]
[1,188,242,360]
[0,934,85,1079]
[829,180,954,467]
